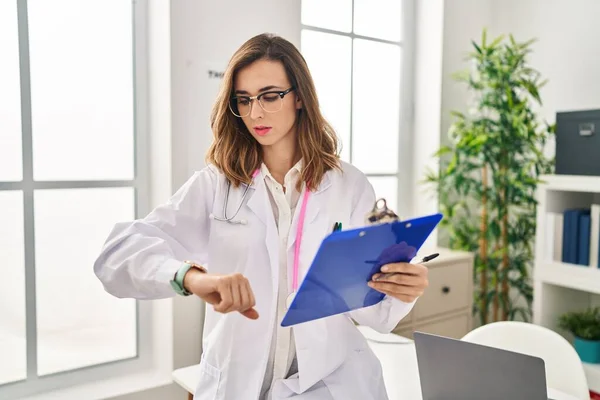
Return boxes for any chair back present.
[462,321,589,399]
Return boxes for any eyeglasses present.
[229,87,295,118]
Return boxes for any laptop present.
[413,331,556,400]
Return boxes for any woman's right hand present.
[183,269,259,320]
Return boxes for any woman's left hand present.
[368,262,429,303]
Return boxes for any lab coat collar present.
[259,159,303,187]
[256,159,331,195]
[246,166,332,223]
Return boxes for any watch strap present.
[170,260,206,296]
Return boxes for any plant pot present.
[574,336,600,363]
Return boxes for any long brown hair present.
[206,33,340,192]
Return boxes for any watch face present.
[184,261,206,273]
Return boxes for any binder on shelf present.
[578,213,591,266]
[591,205,600,268]
[562,209,577,264]
[555,205,600,267]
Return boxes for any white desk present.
[173,331,580,400]
[173,326,578,400]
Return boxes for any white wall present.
[438,0,600,157]
[439,0,493,148]
[410,0,445,250]
[492,0,600,139]
[411,0,497,251]
[110,1,301,399]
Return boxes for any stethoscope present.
[209,169,310,309]
[208,179,254,225]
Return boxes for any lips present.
[253,126,272,136]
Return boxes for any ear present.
[295,95,303,110]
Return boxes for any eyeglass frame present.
[229,87,296,117]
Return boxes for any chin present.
[252,133,280,146]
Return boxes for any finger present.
[238,276,258,319]
[241,308,260,320]
[380,262,426,276]
[371,273,384,281]
[214,278,233,313]
[368,281,424,297]
[239,277,253,312]
[203,292,222,306]
[242,279,258,319]
[382,291,417,303]
[372,272,398,282]
[231,277,242,312]
[374,273,427,287]
[371,286,420,303]
[248,283,256,309]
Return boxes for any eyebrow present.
[234,85,283,95]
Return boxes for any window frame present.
[0,1,159,398]
[300,0,416,216]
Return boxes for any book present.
[578,213,591,266]
[562,208,591,265]
[591,204,600,268]
[553,213,564,262]
[545,212,563,261]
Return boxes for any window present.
[300,0,414,216]
[0,1,154,398]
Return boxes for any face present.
[232,59,302,148]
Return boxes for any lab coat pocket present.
[194,355,221,399]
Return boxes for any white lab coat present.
[94,160,416,400]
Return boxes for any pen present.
[373,252,439,281]
[332,222,342,232]
[421,253,439,263]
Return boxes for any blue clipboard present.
[281,212,443,327]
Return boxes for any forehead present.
[234,59,290,93]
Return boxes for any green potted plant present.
[424,29,554,326]
[559,307,600,363]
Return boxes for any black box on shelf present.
[555,109,600,176]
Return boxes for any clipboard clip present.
[365,198,401,225]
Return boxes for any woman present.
[94,33,429,400]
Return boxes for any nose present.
[249,99,264,120]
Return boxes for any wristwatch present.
[170,260,206,296]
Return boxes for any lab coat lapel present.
[246,174,279,287]
[287,172,332,252]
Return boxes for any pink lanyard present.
[292,189,310,293]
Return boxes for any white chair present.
[461,321,589,400]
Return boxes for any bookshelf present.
[533,174,600,392]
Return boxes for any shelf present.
[584,363,600,393]
[539,174,600,193]
[536,261,600,294]
[534,175,600,394]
